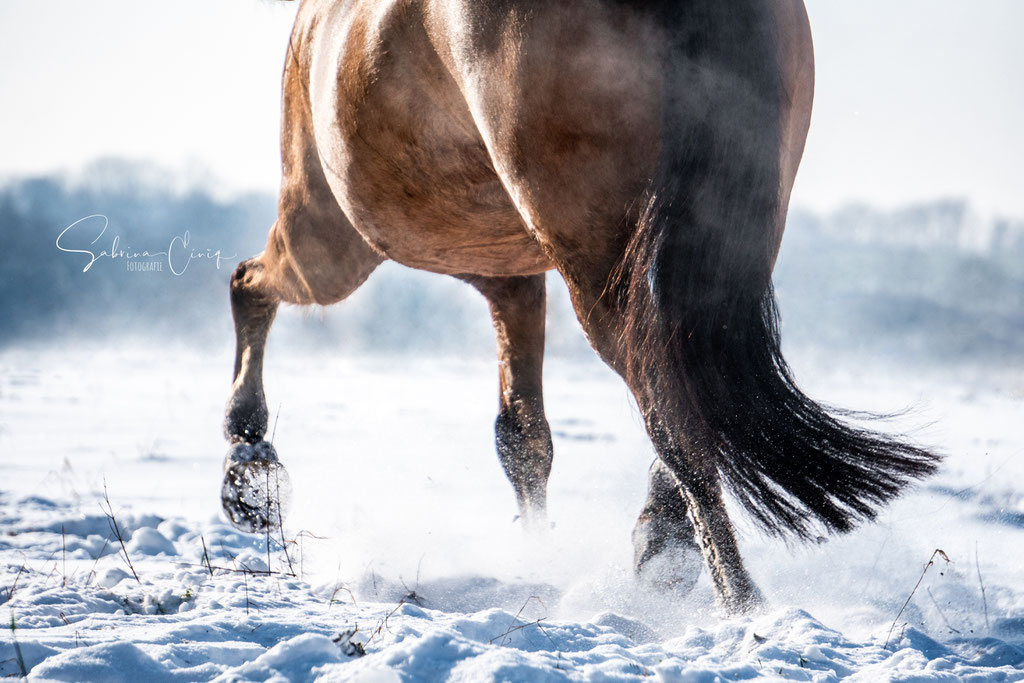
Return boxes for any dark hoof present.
[221,441,292,533]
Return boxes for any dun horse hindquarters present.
[222,0,939,614]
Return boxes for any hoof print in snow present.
[221,441,292,534]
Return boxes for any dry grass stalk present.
[884,548,951,649]
[100,481,140,584]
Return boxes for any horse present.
[221,0,938,614]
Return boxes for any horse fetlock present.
[224,393,269,443]
[497,424,549,526]
[720,579,766,616]
[495,410,552,474]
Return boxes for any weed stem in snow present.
[884,549,950,649]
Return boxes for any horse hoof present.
[635,540,703,594]
[221,441,292,534]
[634,514,703,595]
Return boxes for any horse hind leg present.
[223,181,382,532]
[560,287,763,612]
[461,274,553,529]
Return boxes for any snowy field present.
[1,343,1023,681]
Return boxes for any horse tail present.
[617,3,939,539]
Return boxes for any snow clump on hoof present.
[221,441,292,534]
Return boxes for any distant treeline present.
[774,202,1024,363]
[1,161,1022,365]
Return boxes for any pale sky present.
[1,0,1022,216]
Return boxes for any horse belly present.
[308,1,550,277]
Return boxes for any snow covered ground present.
[1,343,1023,681]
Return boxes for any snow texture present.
[1,348,1022,681]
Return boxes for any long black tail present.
[618,1,939,539]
